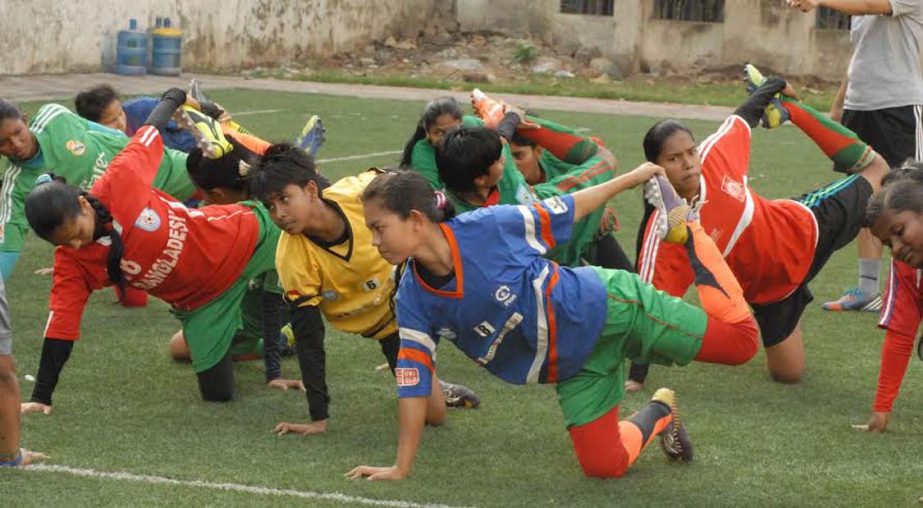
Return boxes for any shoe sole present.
[644,177,689,243]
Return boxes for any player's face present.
[98,99,127,133]
[364,200,418,265]
[48,197,97,249]
[265,182,323,235]
[510,142,544,185]
[655,130,701,201]
[475,155,505,191]
[0,117,38,161]
[426,114,461,146]
[871,209,923,268]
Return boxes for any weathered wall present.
[0,0,446,75]
[456,0,854,79]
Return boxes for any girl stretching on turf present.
[348,166,760,480]
[18,89,281,411]
[856,161,923,432]
[630,66,890,388]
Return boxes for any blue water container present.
[115,19,147,76]
[151,23,183,76]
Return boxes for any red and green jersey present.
[45,126,260,340]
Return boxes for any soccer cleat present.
[189,79,211,106]
[440,380,481,409]
[743,64,790,129]
[175,105,234,159]
[644,175,691,244]
[821,287,882,312]
[471,88,507,130]
[650,387,693,463]
[294,115,326,156]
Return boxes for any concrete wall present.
[457,0,853,79]
[1,0,446,75]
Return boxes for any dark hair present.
[0,99,24,124]
[186,136,258,193]
[865,159,923,226]
[25,182,127,291]
[363,170,455,223]
[642,119,694,162]
[400,96,464,167]
[247,143,319,205]
[435,126,503,194]
[74,85,120,123]
[509,132,537,148]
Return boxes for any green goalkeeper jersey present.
[0,103,195,252]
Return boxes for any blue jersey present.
[394,194,608,399]
[123,97,197,153]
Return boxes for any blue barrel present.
[151,27,183,76]
[115,20,147,76]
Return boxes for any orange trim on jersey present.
[413,224,465,299]
[223,129,271,155]
[534,202,556,250]
[544,264,560,383]
[398,347,434,372]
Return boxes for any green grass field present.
[4,89,921,506]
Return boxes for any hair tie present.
[434,190,448,210]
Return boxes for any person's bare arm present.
[787,0,892,15]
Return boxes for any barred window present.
[560,0,614,16]
[653,0,725,22]
[816,7,850,30]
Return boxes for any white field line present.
[232,109,285,116]
[316,150,402,164]
[25,464,467,508]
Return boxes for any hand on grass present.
[20,449,48,466]
[851,411,890,433]
[267,378,306,391]
[274,420,327,436]
[20,402,52,415]
[345,465,407,481]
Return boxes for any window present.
[653,0,725,22]
[816,7,850,30]
[560,0,614,16]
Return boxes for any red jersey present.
[637,116,818,304]
[872,259,923,412]
[45,126,260,340]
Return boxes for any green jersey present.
[0,103,195,252]
[409,114,488,190]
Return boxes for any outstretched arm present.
[571,163,664,223]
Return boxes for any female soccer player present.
[247,145,479,437]
[18,89,281,410]
[856,161,923,432]
[0,99,196,282]
[348,167,760,480]
[632,69,889,386]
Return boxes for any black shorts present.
[753,174,874,346]
[841,106,921,170]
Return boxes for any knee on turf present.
[168,331,191,362]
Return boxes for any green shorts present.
[173,203,281,372]
[555,266,707,427]
[229,270,284,357]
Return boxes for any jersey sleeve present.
[635,211,695,297]
[91,126,164,221]
[872,328,916,413]
[491,195,576,258]
[395,284,438,399]
[699,115,752,182]
[410,140,444,190]
[44,249,94,340]
[0,162,32,251]
[878,259,923,336]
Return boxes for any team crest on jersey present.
[721,175,746,202]
[395,368,420,387]
[542,195,568,214]
[322,290,339,301]
[65,140,86,156]
[134,207,161,232]
[494,285,517,307]
[516,185,536,205]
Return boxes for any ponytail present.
[82,193,127,292]
[363,170,454,223]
